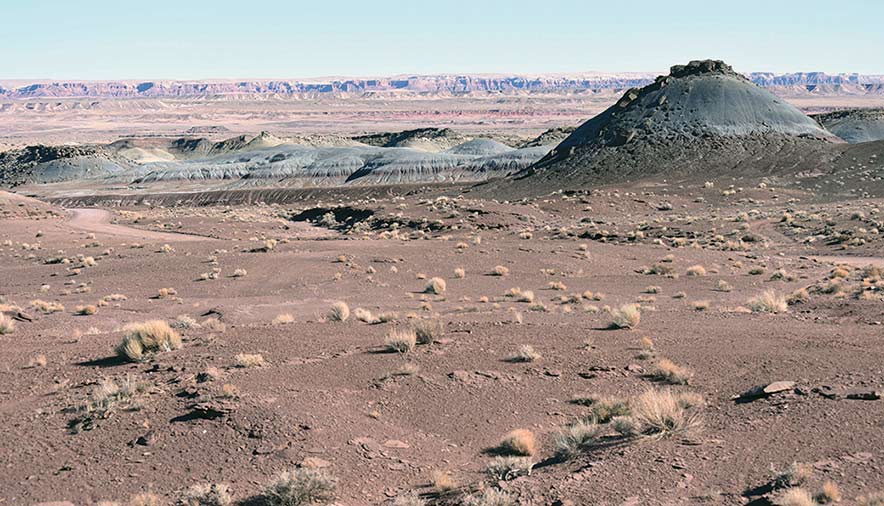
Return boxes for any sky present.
[2,0,883,80]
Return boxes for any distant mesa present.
[813,108,884,143]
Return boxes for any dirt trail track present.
[67,208,208,242]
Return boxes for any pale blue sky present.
[2,0,882,79]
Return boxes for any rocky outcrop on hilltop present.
[0,145,115,186]
[814,108,884,143]
[519,127,577,148]
[353,128,471,152]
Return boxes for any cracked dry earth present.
[0,186,882,506]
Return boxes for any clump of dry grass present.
[353,307,379,324]
[262,468,337,506]
[774,462,813,489]
[179,483,233,506]
[653,358,693,384]
[773,488,814,506]
[454,267,466,279]
[116,320,182,362]
[686,265,707,276]
[644,285,662,294]
[273,313,295,325]
[511,344,541,362]
[612,416,641,437]
[588,396,631,422]
[413,319,443,344]
[424,277,447,294]
[692,300,711,311]
[235,353,266,368]
[0,313,15,334]
[463,488,515,506]
[631,388,703,438]
[715,280,733,292]
[553,420,603,459]
[609,304,641,329]
[31,299,65,314]
[328,301,350,322]
[28,354,48,368]
[129,493,162,506]
[498,429,537,456]
[507,287,535,303]
[547,280,567,291]
[232,268,247,278]
[748,290,788,313]
[202,317,226,332]
[385,328,417,353]
[491,265,510,276]
[392,492,426,506]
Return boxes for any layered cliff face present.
[2,71,882,98]
[0,132,555,188]
[814,108,884,143]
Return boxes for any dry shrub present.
[547,280,567,291]
[511,344,541,362]
[485,456,533,481]
[631,388,702,438]
[157,287,178,298]
[610,304,641,329]
[454,267,466,279]
[775,462,813,488]
[816,481,842,504]
[353,307,379,324]
[392,492,426,506]
[507,287,535,303]
[499,429,537,456]
[413,319,443,344]
[431,470,456,492]
[686,265,707,276]
[129,493,161,506]
[787,288,809,305]
[715,280,733,292]
[116,320,182,362]
[385,328,417,353]
[589,396,631,422]
[774,488,814,506]
[463,488,515,506]
[492,265,510,276]
[692,300,710,311]
[202,318,226,332]
[0,313,15,334]
[179,483,233,506]
[654,358,693,384]
[235,353,266,368]
[232,268,247,278]
[75,304,98,315]
[424,277,447,295]
[748,290,788,313]
[328,301,350,322]
[273,313,295,325]
[858,492,884,506]
[262,468,336,506]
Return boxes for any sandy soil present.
[0,182,882,506]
